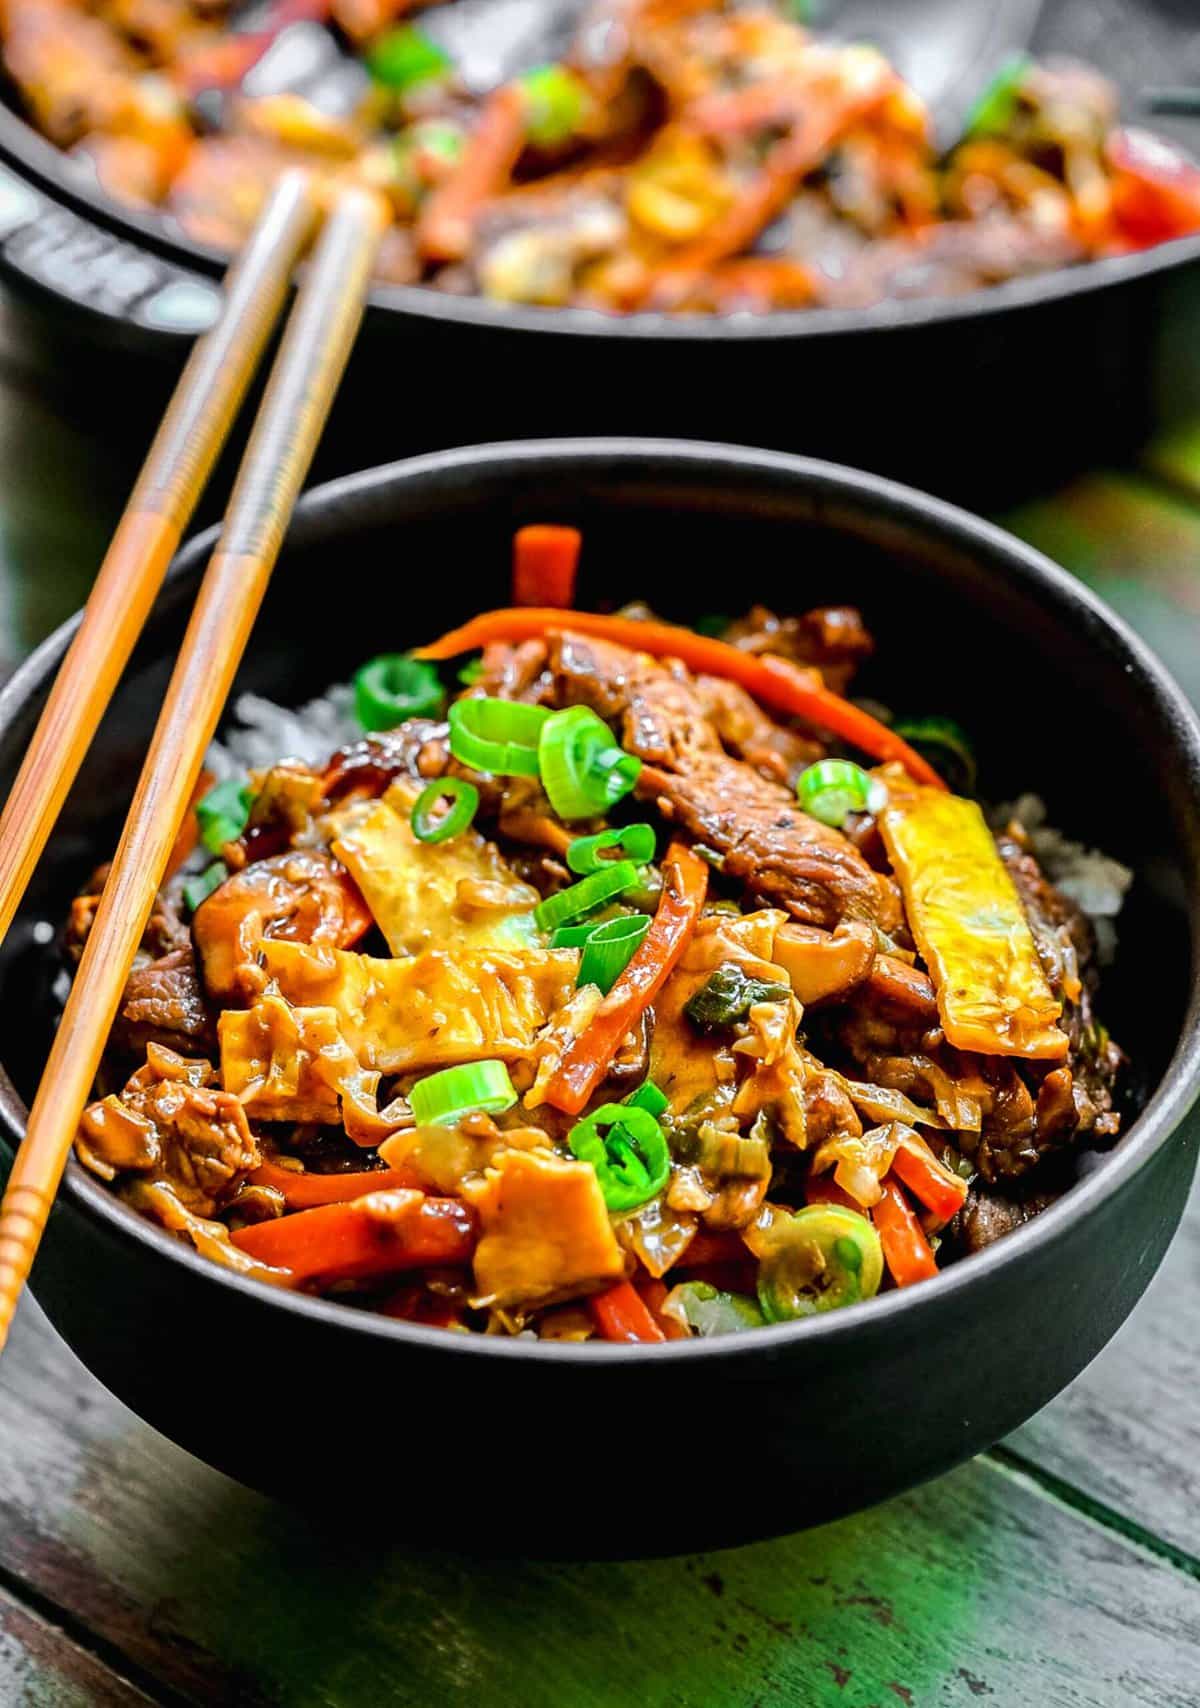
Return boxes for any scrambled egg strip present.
[877,776,1067,1060]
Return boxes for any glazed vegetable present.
[567,1102,670,1213]
[873,1179,939,1288]
[542,841,709,1115]
[416,610,945,786]
[750,1204,884,1321]
[230,1190,478,1286]
[448,697,548,777]
[796,759,877,828]
[537,707,642,819]
[512,524,582,608]
[408,1060,518,1126]
[410,778,479,844]
[247,1160,419,1207]
[890,1133,970,1222]
[588,1279,666,1344]
[685,962,792,1031]
[877,774,1067,1059]
[663,1281,764,1337]
[354,654,444,731]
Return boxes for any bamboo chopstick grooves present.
[0,186,385,1350]
[0,170,317,953]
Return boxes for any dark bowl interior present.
[2,439,1199,1556]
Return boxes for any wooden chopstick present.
[0,185,385,1351]
[0,169,318,954]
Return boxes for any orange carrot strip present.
[248,1161,420,1209]
[230,1190,477,1286]
[512,524,581,608]
[890,1134,968,1223]
[639,66,895,309]
[873,1179,939,1288]
[543,841,708,1115]
[416,608,944,786]
[589,1278,666,1343]
[637,1276,690,1340]
[417,84,528,263]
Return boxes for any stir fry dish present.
[5,0,1200,312]
[65,526,1130,1341]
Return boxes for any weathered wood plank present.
[0,1296,1198,1708]
[1007,1176,1200,1561]
[0,1578,158,1707]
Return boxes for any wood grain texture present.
[0,1292,1197,1708]
[0,1579,157,1707]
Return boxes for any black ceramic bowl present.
[2,440,1199,1557]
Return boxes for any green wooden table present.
[0,312,1198,1708]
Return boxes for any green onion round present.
[520,63,587,146]
[355,654,444,732]
[568,1103,670,1213]
[538,706,642,819]
[410,777,479,844]
[796,759,873,828]
[448,697,549,777]
[197,778,253,854]
[408,1060,517,1127]
[567,823,656,874]
[578,913,651,993]
[533,861,639,932]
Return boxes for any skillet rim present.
[3,435,1199,1364]
[1,100,1199,345]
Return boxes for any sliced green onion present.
[410,777,479,844]
[537,706,642,819]
[408,1060,517,1127]
[890,716,977,794]
[520,63,587,147]
[796,758,873,828]
[963,54,1030,139]
[197,778,253,854]
[567,823,656,875]
[568,1102,670,1213]
[684,962,792,1032]
[367,25,451,92]
[457,655,484,686]
[578,913,651,993]
[355,654,444,731]
[755,1205,883,1322]
[182,860,227,914]
[448,697,549,777]
[549,921,603,948]
[533,860,639,932]
[624,1080,668,1118]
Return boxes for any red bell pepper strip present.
[247,1161,420,1210]
[417,84,528,263]
[512,525,581,608]
[589,1278,665,1343]
[636,1276,690,1340]
[415,609,944,786]
[890,1134,969,1223]
[230,1190,477,1286]
[542,841,709,1115]
[1105,128,1200,248]
[804,1174,860,1211]
[873,1179,939,1288]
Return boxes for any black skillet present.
[0,438,1197,1557]
[2,0,1200,500]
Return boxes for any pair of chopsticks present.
[0,171,386,1353]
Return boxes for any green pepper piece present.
[367,26,451,93]
[754,1205,883,1321]
[684,962,792,1032]
[567,1103,670,1213]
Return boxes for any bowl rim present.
[5,435,1200,1363]
[1,100,1199,345]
